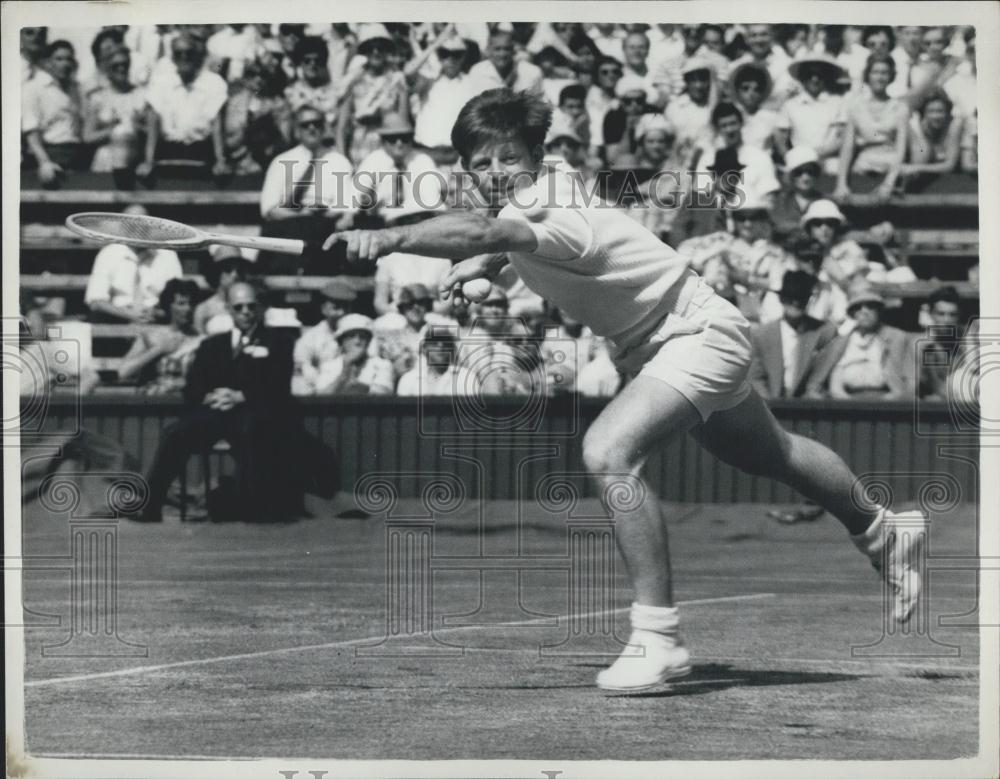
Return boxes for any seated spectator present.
[552,83,591,148]
[81,27,126,95]
[117,278,203,394]
[313,314,394,395]
[811,25,869,90]
[588,23,625,60]
[776,56,848,174]
[356,113,444,219]
[374,283,454,381]
[540,306,620,397]
[535,45,577,107]
[460,285,534,396]
[960,110,977,175]
[409,29,476,169]
[908,26,966,108]
[667,60,716,161]
[800,199,869,289]
[748,270,839,399]
[544,122,588,175]
[729,24,796,110]
[372,207,453,316]
[587,56,622,147]
[821,284,912,400]
[222,58,292,173]
[274,24,307,83]
[771,146,824,241]
[21,26,48,84]
[138,34,230,182]
[568,32,600,92]
[860,25,894,61]
[397,328,473,397]
[339,24,410,166]
[467,28,543,96]
[602,74,653,163]
[260,104,356,274]
[834,54,909,203]
[284,36,340,134]
[136,281,299,523]
[619,31,661,107]
[775,24,810,63]
[206,23,263,83]
[82,45,147,183]
[628,115,687,240]
[652,24,729,103]
[22,40,87,186]
[19,292,100,396]
[193,245,255,335]
[900,90,962,187]
[916,285,964,401]
[728,62,778,152]
[292,280,358,396]
[942,27,976,121]
[698,102,781,206]
[84,208,183,323]
[758,235,849,327]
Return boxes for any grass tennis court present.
[20,498,979,761]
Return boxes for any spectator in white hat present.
[664,58,716,164]
[408,27,476,168]
[602,73,653,162]
[800,199,869,290]
[772,145,824,239]
[652,24,729,104]
[587,55,623,145]
[337,23,410,166]
[313,314,394,395]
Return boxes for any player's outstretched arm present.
[322,212,538,263]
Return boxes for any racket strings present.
[69,214,199,243]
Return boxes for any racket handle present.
[203,232,306,256]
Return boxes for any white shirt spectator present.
[84,244,183,311]
[356,147,444,214]
[375,252,453,306]
[261,145,356,217]
[21,70,83,144]
[741,108,780,151]
[146,65,228,144]
[888,45,922,99]
[776,92,845,161]
[653,48,730,99]
[665,94,714,158]
[468,59,544,96]
[292,320,341,395]
[314,353,395,395]
[206,25,263,82]
[414,73,477,148]
[397,360,474,396]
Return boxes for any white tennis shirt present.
[496,167,693,352]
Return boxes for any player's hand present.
[440,255,500,301]
[322,228,402,263]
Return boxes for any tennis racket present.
[65,212,306,255]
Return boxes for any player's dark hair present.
[711,101,743,127]
[451,88,552,163]
[559,83,588,105]
[928,285,961,309]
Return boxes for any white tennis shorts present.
[613,272,753,422]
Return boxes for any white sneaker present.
[596,631,692,693]
[871,509,928,624]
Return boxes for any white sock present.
[630,602,681,649]
[851,506,888,560]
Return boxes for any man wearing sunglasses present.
[138,34,229,181]
[356,113,444,221]
[137,282,298,523]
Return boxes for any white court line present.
[24,592,773,688]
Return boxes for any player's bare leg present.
[581,376,702,692]
[692,389,928,623]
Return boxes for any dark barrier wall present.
[30,396,979,505]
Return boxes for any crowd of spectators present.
[19,22,981,406]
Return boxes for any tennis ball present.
[461,278,493,303]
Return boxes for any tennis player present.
[323,88,927,693]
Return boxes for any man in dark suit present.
[136,281,297,523]
[749,270,839,525]
[748,270,839,400]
